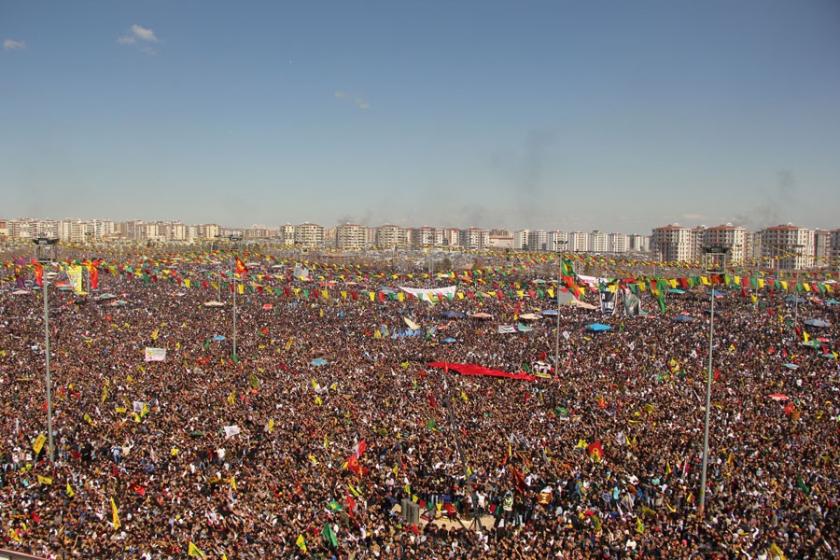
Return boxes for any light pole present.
[698,245,729,517]
[554,242,568,378]
[228,235,243,358]
[33,237,59,463]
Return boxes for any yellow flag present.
[187,542,206,558]
[151,328,159,341]
[37,474,53,486]
[295,534,307,554]
[266,418,275,433]
[314,395,323,406]
[228,477,237,491]
[768,543,786,560]
[226,390,236,406]
[32,433,47,455]
[237,283,244,295]
[635,517,645,534]
[111,497,121,530]
[66,482,75,498]
[9,528,22,543]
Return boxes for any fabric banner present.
[428,362,536,382]
[144,347,167,362]
[67,265,84,295]
[497,324,517,334]
[599,290,616,316]
[399,285,457,302]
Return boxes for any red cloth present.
[427,362,536,382]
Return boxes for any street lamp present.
[698,244,729,517]
[32,237,59,463]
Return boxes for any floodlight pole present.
[44,278,54,462]
[33,237,58,463]
[698,245,729,517]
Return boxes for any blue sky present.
[1,0,839,232]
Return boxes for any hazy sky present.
[2,1,839,232]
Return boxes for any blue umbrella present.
[673,314,695,323]
[442,337,458,344]
[212,334,226,342]
[586,323,612,333]
[310,358,328,367]
[803,319,830,328]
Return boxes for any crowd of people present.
[0,250,838,559]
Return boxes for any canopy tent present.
[803,319,830,328]
[586,323,612,333]
[428,362,536,382]
[310,358,328,367]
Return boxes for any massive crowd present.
[0,252,837,559]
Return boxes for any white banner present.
[399,285,457,302]
[144,347,167,362]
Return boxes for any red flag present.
[587,440,604,462]
[235,257,247,277]
[32,260,44,287]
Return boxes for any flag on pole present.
[187,542,206,558]
[295,534,307,554]
[110,497,121,530]
[235,257,247,277]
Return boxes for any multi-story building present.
[513,230,529,250]
[607,233,629,253]
[527,230,548,251]
[196,224,221,240]
[547,230,569,252]
[568,231,589,252]
[411,226,436,248]
[375,224,408,249]
[701,224,747,266]
[280,224,295,246]
[294,222,324,248]
[650,224,695,262]
[831,229,840,264]
[488,229,514,250]
[460,227,488,250]
[588,230,608,253]
[689,226,706,264]
[334,223,366,250]
[440,228,461,248]
[814,229,831,268]
[757,224,814,270]
[0,220,7,238]
[628,234,650,253]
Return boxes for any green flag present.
[561,258,575,278]
[322,523,338,548]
